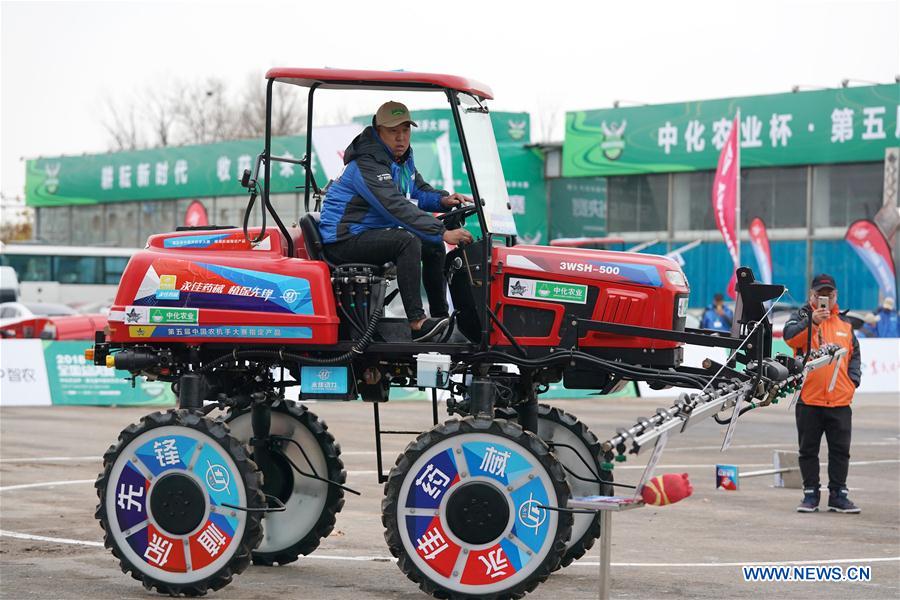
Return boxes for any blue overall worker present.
[318,101,472,341]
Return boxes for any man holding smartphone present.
[784,273,862,513]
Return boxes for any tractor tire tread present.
[95,409,264,597]
[382,416,572,600]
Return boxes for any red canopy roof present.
[265,67,493,100]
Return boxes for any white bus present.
[0,243,139,308]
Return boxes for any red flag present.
[748,217,773,285]
[845,219,897,301]
[712,116,740,298]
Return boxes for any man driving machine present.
[318,101,473,341]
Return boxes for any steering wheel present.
[436,204,479,230]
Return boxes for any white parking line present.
[572,556,900,568]
[0,456,98,463]
[667,440,899,452]
[0,530,103,548]
[4,459,896,491]
[0,479,95,492]
[0,529,896,568]
[2,439,895,464]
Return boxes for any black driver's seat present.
[299,212,329,262]
[299,212,396,278]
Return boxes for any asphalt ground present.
[1,394,898,599]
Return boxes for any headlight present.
[665,270,687,287]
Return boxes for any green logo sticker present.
[507,278,587,304]
[391,108,405,116]
[149,307,199,324]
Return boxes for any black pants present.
[324,229,448,322]
[795,402,852,491]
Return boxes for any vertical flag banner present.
[712,115,740,298]
[183,200,209,227]
[844,219,897,302]
[748,217,773,285]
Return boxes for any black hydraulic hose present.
[263,191,295,259]
[713,402,758,424]
[467,350,710,390]
[242,190,267,245]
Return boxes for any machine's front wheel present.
[225,400,346,565]
[382,416,572,599]
[498,403,614,569]
[95,410,264,596]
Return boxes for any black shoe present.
[796,488,820,513]
[412,317,450,342]
[828,488,860,513]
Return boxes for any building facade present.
[552,83,899,309]
[21,86,900,310]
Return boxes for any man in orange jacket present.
[784,273,861,513]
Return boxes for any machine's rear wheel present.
[499,404,614,569]
[225,400,346,565]
[382,416,572,599]
[95,410,264,596]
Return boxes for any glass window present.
[36,207,71,244]
[103,257,130,285]
[741,167,807,229]
[457,93,516,236]
[672,171,716,231]
[139,201,177,242]
[812,163,884,228]
[1,254,52,281]
[215,196,248,228]
[53,256,101,284]
[105,203,141,247]
[71,205,105,245]
[607,174,667,232]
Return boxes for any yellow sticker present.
[159,275,177,290]
[129,325,156,338]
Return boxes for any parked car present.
[0,266,19,302]
[0,301,105,340]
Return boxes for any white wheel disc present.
[104,425,249,584]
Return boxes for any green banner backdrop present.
[44,341,176,405]
[26,109,547,244]
[25,137,326,207]
[563,84,899,177]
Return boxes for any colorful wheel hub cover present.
[105,425,247,583]
[397,433,559,594]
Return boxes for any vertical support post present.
[447,90,492,350]
[431,388,439,426]
[516,374,538,434]
[251,401,272,487]
[805,164,814,288]
[735,108,741,271]
[303,84,319,213]
[598,511,612,600]
[373,401,386,484]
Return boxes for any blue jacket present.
[857,323,878,338]
[874,307,899,337]
[700,304,734,332]
[319,126,447,245]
